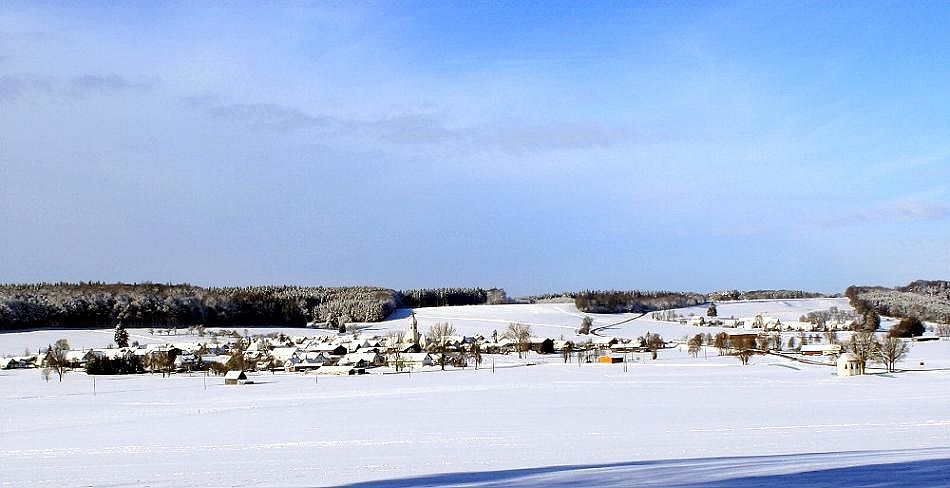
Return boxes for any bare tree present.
[470,340,482,370]
[735,349,754,365]
[43,339,70,382]
[577,316,593,335]
[687,334,703,358]
[642,332,664,360]
[561,341,573,363]
[713,332,730,356]
[427,322,457,370]
[847,331,879,370]
[876,337,909,372]
[504,322,532,359]
[731,335,757,365]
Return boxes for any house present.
[529,338,554,354]
[339,352,383,368]
[64,350,90,367]
[393,352,434,368]
[224,370,248,385]
[285,352,329,371]
[270,347,300,365]
[174,353,197,370]
[800,344,842,356]
[837,353,864,376]
[1,356,35,369]
[316,365,365,375]
[356,339,383,352]
[308,343,348,356]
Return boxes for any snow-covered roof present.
[224,370,246,380]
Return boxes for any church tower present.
[403,311,421,347]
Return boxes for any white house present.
[837,353,864,376]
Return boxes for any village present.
[7,299,939,382]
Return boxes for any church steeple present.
[402,311,421,347]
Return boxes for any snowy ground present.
[4,298,950,487]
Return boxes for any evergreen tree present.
[114,323,129,348]
[863,310,881,332]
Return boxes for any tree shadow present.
[340,450,950,488]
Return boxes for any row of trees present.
[0,282,399,330]
[847,331,909,372]
[707,289,827,301]
[397,288,507,308]
[574,290,706,313]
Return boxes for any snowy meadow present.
[3,299,950,487]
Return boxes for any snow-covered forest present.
[573,290,707,313]
[847,281,950,323]
[397,287,508,308]
[0,283,398,330]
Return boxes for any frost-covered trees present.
[847,282,950,323]
[574,290,705,313]
[0,283,399,330]
[706,303,717,317]
[398,288,506,308]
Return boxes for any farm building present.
[801,344,842,356]
[316,366,365,376]
[529,338,555,354]
[224,370,248,385]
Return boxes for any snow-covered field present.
[4,299,950,487]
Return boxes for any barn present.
[224,370,248,385]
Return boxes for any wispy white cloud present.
[183,93,633,153]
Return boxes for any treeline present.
[0,282,398,330]
[397,288,507,308]
[707,290,827,301]
[846,281,950,323]
[574,290,706,313]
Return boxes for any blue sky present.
[1,1,948,295]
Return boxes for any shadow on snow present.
[340,450,950,488]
